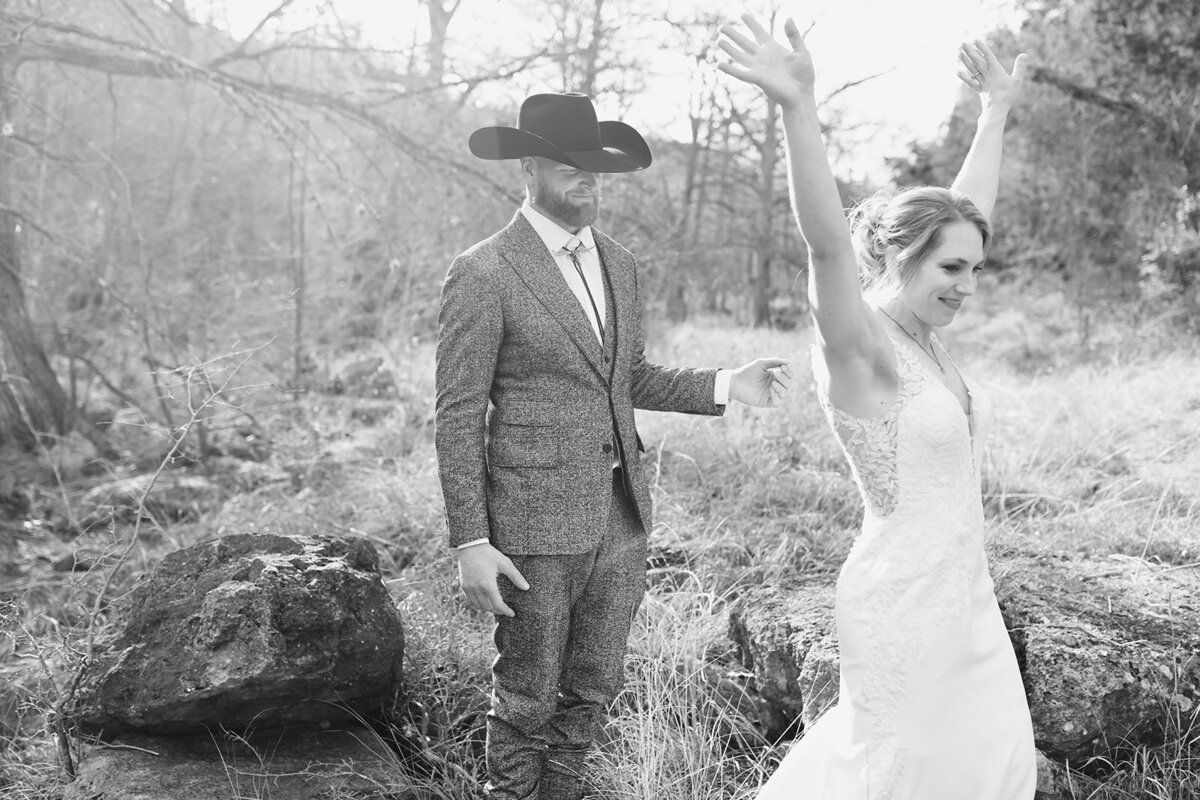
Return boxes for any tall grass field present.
[2,284,1198,799]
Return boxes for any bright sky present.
[217,0,1023,182]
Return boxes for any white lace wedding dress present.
[757,334,1037,799]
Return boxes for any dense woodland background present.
[0,0,1196,454]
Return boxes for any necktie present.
[562,239,604,343]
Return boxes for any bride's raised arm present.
[718,15,873,365]
[949,41,1028,220]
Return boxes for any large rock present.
[995,553,1200,763]
[63,726,401,800]
[330,356,398,398]
[727,554,1200,789]
[727,576,838,739]
[71,533,404,736]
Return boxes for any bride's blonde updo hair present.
[849,186,991,301]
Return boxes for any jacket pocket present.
[489,427,560,468]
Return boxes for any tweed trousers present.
[487,471,646,800]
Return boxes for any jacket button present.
[603,354,610,363]
[601,443,613,454]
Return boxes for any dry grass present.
[589,583,771,800]
[2,307,1198,798]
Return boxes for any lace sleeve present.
[810,343,926,518]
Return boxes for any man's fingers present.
[464,585,487,612]
[500,559,530,591]
[761,358,792,387]
[486,586,516,617]
[463,583,515,616]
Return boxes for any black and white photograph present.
[0,1,1197,799]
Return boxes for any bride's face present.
[899,220,985,328]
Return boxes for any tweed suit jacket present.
[435,211,723,555]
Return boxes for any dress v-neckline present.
[891,333,975,435]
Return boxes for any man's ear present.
[520,157,539,196]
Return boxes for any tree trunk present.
[425,0,460,86]
[289,142,308,390]
[579,0,604,97]
[1182,146,1200,235]
[752,97,778,327]
[0,13,69,447]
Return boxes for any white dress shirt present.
[521,201,607,342]
[456,202,731,550]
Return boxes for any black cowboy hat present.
[469,92,652,173]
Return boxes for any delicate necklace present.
[880,308,945,374]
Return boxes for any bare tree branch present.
[153,0,197,28]
[1030,64,1199,185]
[1030,65,1142,118]
[0,202,57,241]
[113,0,168,51]
[207,0,298,70]
[6,15,521,202]
[826,70,890,101]
[6,132,77,163]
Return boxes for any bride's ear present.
[884,244,902,269]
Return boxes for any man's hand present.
[456,543,529,617]
[729,357,791,407]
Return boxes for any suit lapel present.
[499,213,605,375]
[595,231,635,368]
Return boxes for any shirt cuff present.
[455,538,491,550]
[714,369,732,406]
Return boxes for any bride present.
[718,13,1037,800]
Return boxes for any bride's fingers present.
[716,37,754,66]
[718,24,757,55]
[958,46,982,76]
[782,17,801,44]
[716,60,755,83]
[1011,53,1029,83]
[975,39,1001,71]
[740,13,772,44]
[782,16,811,54]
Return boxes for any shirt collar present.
[520,200,596,254]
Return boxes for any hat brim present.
[468,121,651,173]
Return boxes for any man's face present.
[527,157,601,231]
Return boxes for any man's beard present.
[534,177,600,229]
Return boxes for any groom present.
[435,92,788,800]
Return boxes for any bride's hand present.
[717,14,814,109]
[957,39,1028,113]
